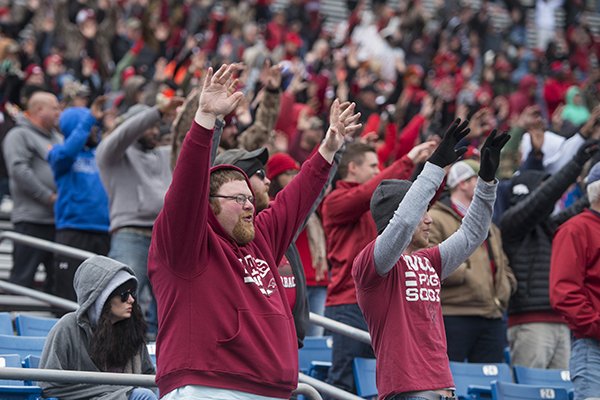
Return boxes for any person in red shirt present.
[149,64,361,400]
[322,139,435,393]
[353,124,509,399]
[550,161,600,400]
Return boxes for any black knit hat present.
[370,179,413,234]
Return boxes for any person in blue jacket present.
[48,96,110,301]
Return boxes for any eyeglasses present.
[253,169,266,180]
[210,194,255,205]
[119,289,136,302]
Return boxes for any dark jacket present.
[500,158,588,316]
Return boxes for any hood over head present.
[73,255,137,325]
[59,107,90,139]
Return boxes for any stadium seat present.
[0,385,44,400]
[308,360,331,381]
[352,357,377,398]
[15,315,58,337]
[21,355,40,369]
[298,336,332,373]
[513,366,573,392]
[147,342,156,366]
[0,335,46,359]
[0,354,25,386]
[491,381,569,400]
[449,361,513,399]
[0,313,14,335]
[503,347,511,366]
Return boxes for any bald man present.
[3,91,62,290]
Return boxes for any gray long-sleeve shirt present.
[3,115,62,224]
[374,162,497,278]
[96,107,172,231]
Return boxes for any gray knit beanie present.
[370,179,413,234]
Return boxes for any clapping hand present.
[319,99,362,163]
[195,64,244,128]
[479,129,511,182]
[427,118,470,168]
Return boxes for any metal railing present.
[0,230,372,399]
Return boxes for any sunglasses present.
[253,169,266,180]
[119,289,136,302]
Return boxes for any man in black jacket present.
[500,140,599,368]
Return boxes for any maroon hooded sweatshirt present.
[148,121,332,398]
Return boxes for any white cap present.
[447,160,478,189]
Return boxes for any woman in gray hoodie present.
[39,255,156,400]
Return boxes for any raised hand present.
[407,140,437,164]
[479,129,511,182]
[427,118,470,168]
[195,64,244,128]
[319,99,361,163]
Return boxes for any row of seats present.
[0,353,53,400]
[0,313,58,337]
[297,336,574,399]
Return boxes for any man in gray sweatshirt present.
[96,98,181,337]
[3,91,62,291]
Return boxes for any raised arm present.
[438,130,510,278]
[373,119,470,275]
[152,64,243,270]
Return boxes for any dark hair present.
[338,142,376,179]
[89,290,147,371]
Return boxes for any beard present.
[254,191,270,212]
[232,213,255,245]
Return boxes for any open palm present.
[198,64,243,117]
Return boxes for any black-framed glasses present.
[210,194,255,205]
[119,289,136,302]
[253,169,266,180]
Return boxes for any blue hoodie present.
[48,107,109,232]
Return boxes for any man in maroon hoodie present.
[148,64,361,400]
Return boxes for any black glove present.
[573,139,600,166]
[428,118,470,168]
[479,129,511,182]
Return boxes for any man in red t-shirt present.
[352,122,509,399]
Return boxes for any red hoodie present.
[148,122,332,398]
[322,156,415,306]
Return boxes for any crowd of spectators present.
[2,0,600,398]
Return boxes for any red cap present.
[43,54,63,69]
[285,32,303,48]
[266,152,300,180]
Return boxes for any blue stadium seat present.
[449,361,513,399]
[0,354,25,386]
[298,336,332,373]
[0,386,44,400]
[503,347,511,366]
[15,315,58,337]
[0,313,14,336]
[147,342,156,366]
[308,360,331,381]
[491,381,569,400]
[21,355,40,369]
[513,366,573,392]
[352,357,377,398]
[0,335,46,360]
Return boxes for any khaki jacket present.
[429,197,516,318]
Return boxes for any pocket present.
[214,309,297,384]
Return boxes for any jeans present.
[109,230,157,335]
[129,388,158,400]
[508,322,570,369]
[571,337,600,400]
[306,286,327,336]
[324,304,375,394]
[444,316,505,363]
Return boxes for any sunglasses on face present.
[119,289,136,302]
[253,169,266,180]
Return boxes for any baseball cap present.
[447,160,479,189]
[586,162,600,186]
[214,147,269,178]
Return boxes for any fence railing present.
[0,230,371,399]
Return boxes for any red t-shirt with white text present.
[353,242,454,399]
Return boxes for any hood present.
[73,255,137,323]
[59,107,90,138]
[565,86,581,105]
[508,169,549,206]
[207,164,257,241]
